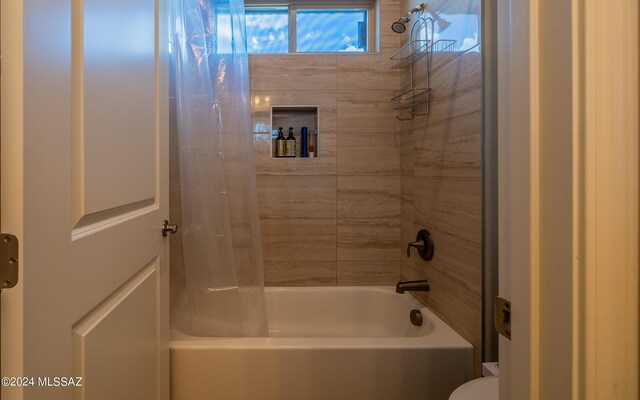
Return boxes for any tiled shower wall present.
[399,0,483,376]
[250,0,405,286]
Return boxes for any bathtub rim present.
[170,286,472,351]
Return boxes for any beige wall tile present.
[250,55,338,91]
[265,261,337,286]
[251,74,338,92]
[337,51,402,91]
[249,54,337,75]
[337,176,400,219]
[337,261,400,285]
[413,111,482,178]
[413,176,481,245]
[257,175,337,219]
[400,135,415,177]
[337,90,400,132]
[337,219,400,261]
[401,174,414,221]
[261,219,337,262]
[400,261,415,281]
[337,131,401,175]
[337,129,402,146]
[338,144,401,175]
[401,194,414,223]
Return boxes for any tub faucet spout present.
[395,280,430,294]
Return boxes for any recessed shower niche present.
[270,105,320,158]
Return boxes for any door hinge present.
[0,233,19,290]
[494,296,511,340]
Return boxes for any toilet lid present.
[449,377,498,400]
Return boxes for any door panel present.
[73,0,157,223]
[73,261,158,400]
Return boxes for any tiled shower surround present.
[170,0,483,377]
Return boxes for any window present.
[245,7,289,53]
[245,1,375,54]
[296,9,367,52]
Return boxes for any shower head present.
[391,18,408,33]
[390,3,425,33]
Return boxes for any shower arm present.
[411,3,426,14]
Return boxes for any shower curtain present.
[171,0,268,336]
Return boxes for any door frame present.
[498,0,639,399]
[0,0,24,388]
[580,1,638,398]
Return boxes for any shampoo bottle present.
[286,127,296,157]
[275,127,286,157]
[300,127,309,158]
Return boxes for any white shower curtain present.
[171,0,268,336]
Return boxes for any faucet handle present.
[406,229,435,261]
[406,240,424,257]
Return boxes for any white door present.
[1,0,169,399]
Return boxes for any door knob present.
[161,220,178,237]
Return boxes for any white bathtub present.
[171,286,473,400]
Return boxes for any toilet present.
[449,376,498,400]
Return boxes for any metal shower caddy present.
[390,13,455,120]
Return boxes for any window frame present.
[244,0,377,54]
